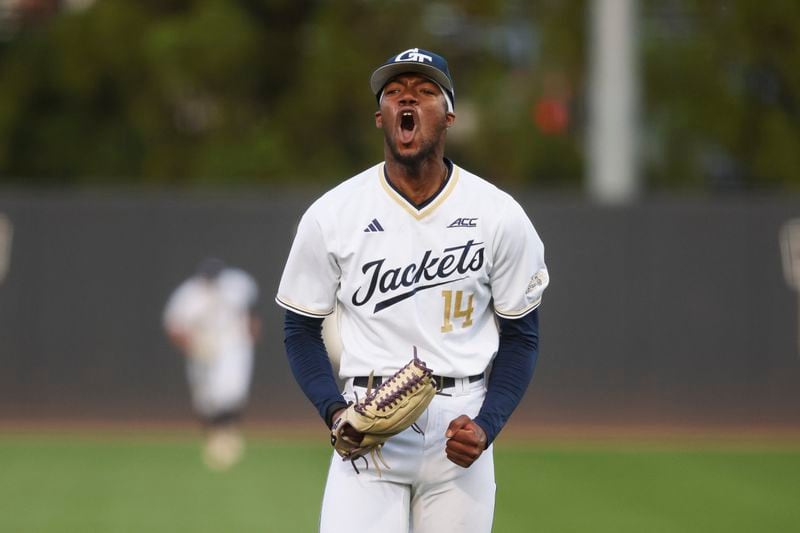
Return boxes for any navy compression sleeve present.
[283,310,348,427]
[473,308,540,445]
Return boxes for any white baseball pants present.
[320,378,495,533]
[186,343,253,417]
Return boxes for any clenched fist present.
[445,415,487,468]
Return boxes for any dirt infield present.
[2,417,799,450]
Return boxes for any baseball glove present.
[331,348,436,474]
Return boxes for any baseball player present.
[276,47,549,532]
[163,258,260,470]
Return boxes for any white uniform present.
[276,162,548,532]
[277,163,548,375]
[164,267,258,418]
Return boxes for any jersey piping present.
[494,297,542,319]
[275,295,334,318]
[379,162,460,220]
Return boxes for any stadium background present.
[0,192,798,430]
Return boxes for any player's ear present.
[445,111,455,128]
[375,110,383,128]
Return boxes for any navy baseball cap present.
[370,48,455,111]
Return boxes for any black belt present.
[353,373,483,389]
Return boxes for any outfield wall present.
[0,189,798,429]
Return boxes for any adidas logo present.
[363,218,385,232]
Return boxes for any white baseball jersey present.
[164,267,258,415]
[276,162,549,379]
[164,268,258,359]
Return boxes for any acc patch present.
[525,269,549,297]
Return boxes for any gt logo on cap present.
[395,48,432,64]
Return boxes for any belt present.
[353,373,484,390]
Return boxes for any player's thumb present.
[445,415,472,438]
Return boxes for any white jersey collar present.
[378,161,460,220]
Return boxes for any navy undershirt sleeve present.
[473,308,540,446]
[283,310,348,428]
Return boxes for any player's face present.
[375,74,455,166]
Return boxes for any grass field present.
[1,430,798,532]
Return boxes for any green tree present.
[641,0,800,191]
[2,0,798,192]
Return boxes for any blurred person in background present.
[163,257,260,471]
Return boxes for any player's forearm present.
[283,310,347,427]
[474,309,540,445]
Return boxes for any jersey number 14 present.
[441,290,474,332]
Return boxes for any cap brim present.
[370,62,453,96]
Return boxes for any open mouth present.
[398,111,416,144]
[401,111,415,131]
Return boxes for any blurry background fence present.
[1,190,797,429]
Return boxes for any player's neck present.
[383,158,449,206]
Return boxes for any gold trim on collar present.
[378,163,460,220]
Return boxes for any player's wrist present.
[472,417,493,449]
[325,400,349,429]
